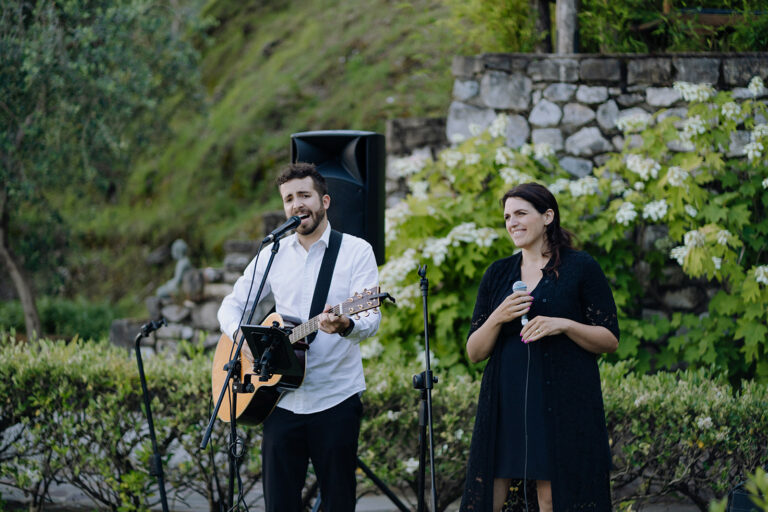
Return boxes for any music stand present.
[241,324,304,380]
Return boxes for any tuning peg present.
[362,311,370,317]
[354,314,360,320]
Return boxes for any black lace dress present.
[459,249,619,512]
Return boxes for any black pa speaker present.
[290,130,386,265]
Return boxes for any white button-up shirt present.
[217,223,380,414]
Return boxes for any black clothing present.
[262,394,363,512]
[460,249,619,512]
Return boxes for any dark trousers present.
[261,394,363,512]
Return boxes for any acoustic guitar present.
[211,287,392,425]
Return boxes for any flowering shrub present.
[381,78,768,380]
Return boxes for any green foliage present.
[579,0,768,52]
[442,0,546,52]
[0,297,124,340]
[1,338,766,510]
[381,80,768,381]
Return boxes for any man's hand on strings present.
[318,304,351,334]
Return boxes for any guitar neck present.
[288,303,342,344]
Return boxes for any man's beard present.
[296,207,326,236]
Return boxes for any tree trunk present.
[0,188,41,340]
[531,0,552,53]
[556,0,579,54]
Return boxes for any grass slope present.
[66,0,462,308]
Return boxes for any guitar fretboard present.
[288,303,342,344]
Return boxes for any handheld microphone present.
[512,280,528,325]
[262,215,301,243]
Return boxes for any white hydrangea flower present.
[379,249,420,307]
[416,347,439,368]
[720,102,742,121]
[670,245,690,266]
[634,181,645,191]
[464,152,481,165]
[684,229,706,247]
[642,199,668,221]
[763,178,768,189]
[520,144,534,157]
[610,179,627,195]
[360,338,384,359]
[680,115,707,142]
[712,257,722,270]
[488,113,510,138]
[409,180,429,199]
[666,166,688,187]
[616,112,650,133]
[441,150,463,169]
[499,166,532,185]
[448,132,466,144]
[696,416,713,430]
[386,410,402,421]
[404,457,419,474]
[673,81,716,102]
[549,178,571,195]
[390,153,430,178]
[615,202,637,226]
[753,123,768,141]
[685,204,698,217]
[533,143,555,160]
[469,123,483,137]
[748,76,766,97]
[423,237,449,265]
[569,176,599,197]
[455,428,464,441]
[755,265,768,285]
[745,141,764,162]
[475,227,500,248]
[495,146,515,165]
[716,230,731,246]
[385,201,411,243]
[448,222,479,245]
[626,154,661,181]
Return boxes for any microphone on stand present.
[262,215,301,244]
[512,281,528,325]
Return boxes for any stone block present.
[576,85,608,104]
[640,225,669,251]
[559,156,593,177]
[110,318,151,349]
[657,107,688,126]
[202,267,224,283]
[480,71,532,110]
[580,58,620,82]
[543,83,577,102]
[612,134,643,150]
[386,117,447,155]
[532,128,564,152]
[453,79,480,101]
[482,53,529,73]
[616,93,644,107]
[529,99,563,127]
[452,55,483,77]
[673,57,720,84]
[262,211,287,237]
[727,130,751,157]
[505,114,531,148]
[627,58,672,84]
[224,253,251,273]
[145,296,161,319]
[527,58,579,82]
[646,87,681,107]
[562,103,595,129]
[593,154,612,167]
[596,100,619,132]
[667,139,695,152]
[723,57,768,85]
[662,287,705,310]
[223,240,259,255]
[205,282,234,299]
[161,304,190,323]
[565,127,612,157]
[191,301,222,331]
[181,269,204,299]
[156,322,194,340]
[446,101,497,143]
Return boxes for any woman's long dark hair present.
[501,182,574,274]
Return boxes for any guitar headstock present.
[340,287,395,318]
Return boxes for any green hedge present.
[0,298,123,341]
[1,336,766,511]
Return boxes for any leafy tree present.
[0,0,206,338]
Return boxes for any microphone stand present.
[134,317,170,512]
[413,265,438,512]
[200,237,282,510]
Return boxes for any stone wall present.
[447,53,768,177]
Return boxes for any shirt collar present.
[286,221,332,250]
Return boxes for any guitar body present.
[211,312,306,426]
[210,287,391,426]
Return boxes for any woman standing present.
[460,183,619,512]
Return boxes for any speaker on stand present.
[290,130,386,265]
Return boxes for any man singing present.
[217,162,381,512]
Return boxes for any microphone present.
[512,281,528,325]
[262,215,301,243]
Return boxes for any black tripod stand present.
[413,265,438,512]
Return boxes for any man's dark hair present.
[276,162,328,196]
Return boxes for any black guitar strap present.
[306,229,343,344]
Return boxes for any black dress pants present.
[261,394,362,512]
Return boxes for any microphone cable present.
[523,339,531,512]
